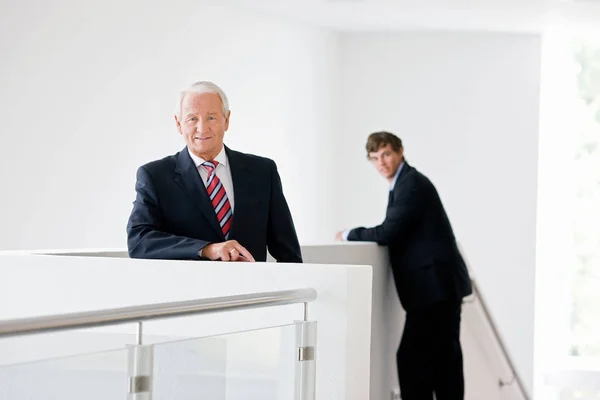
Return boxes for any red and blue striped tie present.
[202,161,232,238]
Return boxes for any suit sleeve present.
[347,177,426,245]
[266,161,303,263]
[126,166,210,260]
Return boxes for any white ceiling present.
[222,0,600,32]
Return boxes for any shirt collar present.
[390,162,405,190]
[188,146,228,168]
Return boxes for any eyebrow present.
[184,111,220,119]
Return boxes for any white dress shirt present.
[188,147,235,211]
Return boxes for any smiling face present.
[174,92,230,160]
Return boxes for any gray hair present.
[177,81,229,117]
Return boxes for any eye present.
[208,116,215,120]
[187,117,197,122]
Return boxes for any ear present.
[224,110,231,131]
[174,114,182,135]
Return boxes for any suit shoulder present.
[410,166,429,181]
[229,149,276,168]
[404,165,435,188]
[137,152,179,176]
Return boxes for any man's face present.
[175,92,230,160]
[368,144,404,180]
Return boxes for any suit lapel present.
[225,146,253,237]
[389,162,411,204]
[174,147,224,239]
[392,163,410,190]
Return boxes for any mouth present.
[193,136,212,141]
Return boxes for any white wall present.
[333,31,541,391]
[0,0,338,251]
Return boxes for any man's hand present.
[202,240,256,262]
[335,231,345,241]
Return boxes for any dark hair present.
[366,131,403,155]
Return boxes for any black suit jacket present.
[348,163,472,311]
[126,146,302,262]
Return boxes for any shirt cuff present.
[342,229,351,241]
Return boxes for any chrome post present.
[128,322,153,400]
[136,321,143,345]
[295,320,317,400]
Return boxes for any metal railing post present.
[295,317,317,400]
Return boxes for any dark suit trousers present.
[397,301,464,400]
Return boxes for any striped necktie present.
[202,161,232,238]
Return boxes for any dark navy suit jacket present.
[348,163,472,311]
[127,146,302,262]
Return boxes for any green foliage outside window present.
[569,42,600,357]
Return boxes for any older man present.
[127,81,302,263]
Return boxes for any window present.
[569,41,600,359]
[536,30,600,400]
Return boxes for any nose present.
[195,119,210,134]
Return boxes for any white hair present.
[177,81,229,117]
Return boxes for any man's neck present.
[388,162,405,187]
